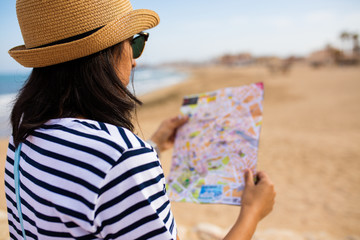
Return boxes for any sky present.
[0,0,360,73]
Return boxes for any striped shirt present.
[4,118,177,239]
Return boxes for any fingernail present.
[178,114,186,120]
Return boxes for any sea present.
[0,67,187,138]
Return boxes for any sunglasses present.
[131,32,149,59]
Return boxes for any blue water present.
[0,73,29,95]
[131,67,187,96]
[0,67,187,137]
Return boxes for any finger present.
[255,171,269,182]
[177,115,189,123]
[244,169,254,187]
[170,114,184,122]
[256,171,274,188]
[171,115,189,128]
[170,115,180,122]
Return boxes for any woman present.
[5,0,275,239]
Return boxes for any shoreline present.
[0,64,359,239]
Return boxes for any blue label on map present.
[198,185,223,203]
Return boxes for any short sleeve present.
[93,146,177,239]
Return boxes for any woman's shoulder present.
[37,118,150,153]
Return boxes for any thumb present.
[244,169,255,187]
[172,115,189,128]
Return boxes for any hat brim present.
[8,9,159,68]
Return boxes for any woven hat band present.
[17,0,133,48]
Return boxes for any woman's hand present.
[150,115,188,152]
[223,169,275,240]
[241,169,276,221]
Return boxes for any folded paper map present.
[166,83,264,205]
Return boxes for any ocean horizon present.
[0,67,187,138]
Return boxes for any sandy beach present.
[0,64,359,239]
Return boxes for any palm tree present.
[340,31,350,40]
[352,33,360,56]
[340,31,351,54]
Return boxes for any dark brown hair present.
[11,42,141,147]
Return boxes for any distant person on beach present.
[5,0,275,239]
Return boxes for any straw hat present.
[8,0,159,68]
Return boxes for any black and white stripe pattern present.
[5,118,177,239]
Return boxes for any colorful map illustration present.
[166,83,264,205]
